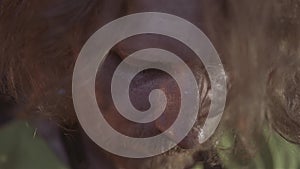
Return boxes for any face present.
[89,1,216,168]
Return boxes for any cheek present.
[95,51,162,138]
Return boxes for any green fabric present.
[192,163,204,169]
[0,121,68,169]
[218,128,300,169]
[1,120,299,169]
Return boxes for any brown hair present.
[0,0,300,166]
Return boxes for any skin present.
[0,0,300,169]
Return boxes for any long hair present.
[0,0,299,167]
[0,0,104,123]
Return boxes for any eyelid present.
[111,44,131,60]
[112,47,187,71]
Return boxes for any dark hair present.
[0,0,300,166]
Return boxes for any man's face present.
[70,0,222,167]
[92,0,218,150]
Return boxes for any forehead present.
[125,0,218,27]
[126,0,203,14]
